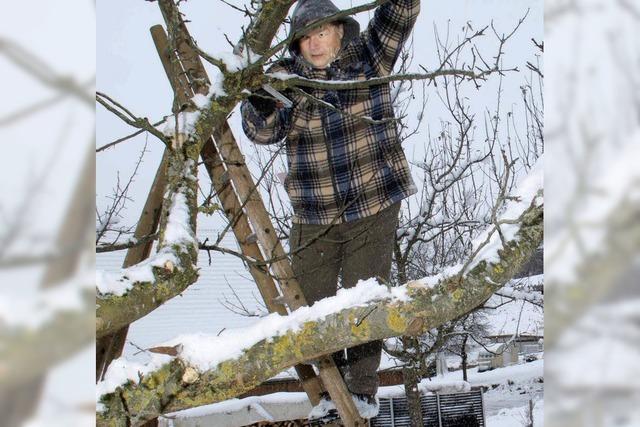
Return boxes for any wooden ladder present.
[149,3,367,426]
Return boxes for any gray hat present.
[288,0,360,54]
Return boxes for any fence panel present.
[370,389,484,427]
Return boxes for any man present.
[241,0,420,422]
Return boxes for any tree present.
[95,0,542,426]
[384,26,543,424]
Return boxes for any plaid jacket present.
[241,0,420,225]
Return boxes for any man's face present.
[298,23,344,68]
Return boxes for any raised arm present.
[362,0,421,77]
[241,94,292,145]
[240,61,293,145]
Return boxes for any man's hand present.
[247,88,278,116]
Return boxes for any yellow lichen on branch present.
[97,200,542,426]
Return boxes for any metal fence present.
[369,389,485,427]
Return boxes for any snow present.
[96,278,409,399]
[307,394,336,420]
[207,69,227,98]
[0,268,92,330]
[467,157,543,271]
[159,361,542,424]
[165,392,309,420]
[162,110,201,137]
[96,183,197,296]
[484,291,544,337]
[163,190,198,248]
[486,399,543,427]
[267,71,299,81]
[190,93,209,109]
[377,379,471,399]
[308,394,380,420]
[159,380,473,423]
[483,342,508,353]
[402,158,543,292]
[97,161,542,396]
[95,251,179,296]
[498,285,544,305]
[154,279,408,372]
[160,76,229,138]
[411,263,465,290]
[215,48,260,72]
[422,359,543,389]
[96,353,174,412]
[432,361,544,421]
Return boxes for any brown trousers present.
[289,202,400,395]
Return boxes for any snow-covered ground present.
[486,399,542,427]
[420,359,543,418]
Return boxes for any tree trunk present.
[461,334,468,382]
[398,249,425,425]
[402,338,424,427]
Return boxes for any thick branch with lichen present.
[96,149,200,338]
[97,193,542,426]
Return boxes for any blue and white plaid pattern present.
[242,0,420,224]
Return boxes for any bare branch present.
[96,91,170,146]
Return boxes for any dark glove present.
[247,89,277,117]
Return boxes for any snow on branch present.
[96,155,200,338]
[96,161,542,426]
[496,275,544,306]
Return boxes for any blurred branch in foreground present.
[0,27,95,426]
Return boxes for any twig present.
[96,91,170,145]
[267,68,512,92]
[96,233,159,253]
[96,117,169,153]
